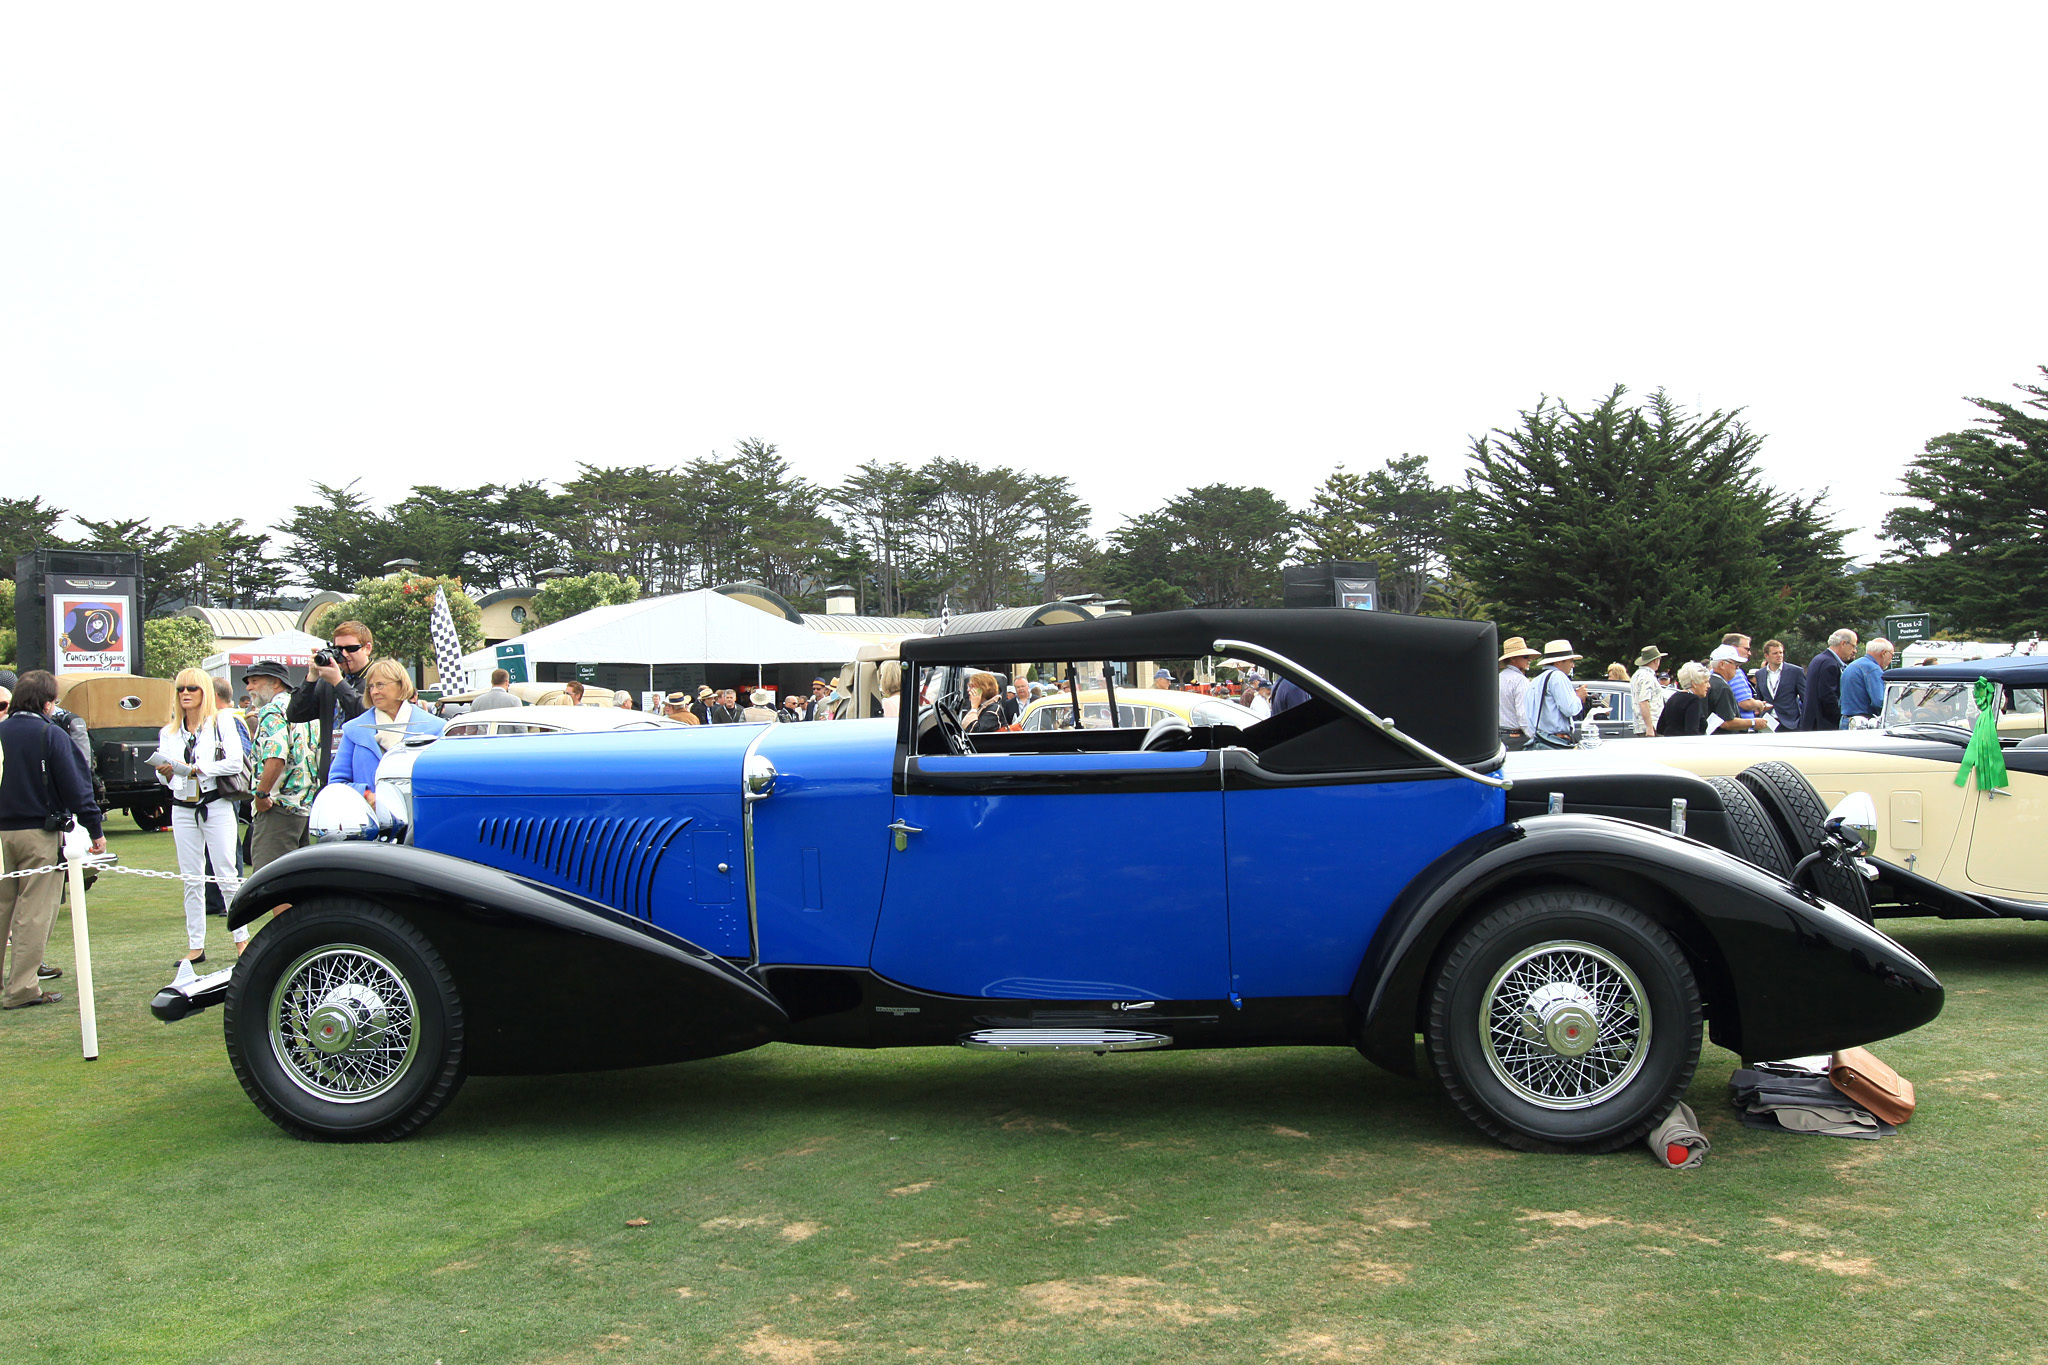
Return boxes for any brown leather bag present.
[1830,1047,1916,1126]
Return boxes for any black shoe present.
[4,990,62,1010]
[206,908,228,917]
[180,952,207,967]
[37,964,61,980]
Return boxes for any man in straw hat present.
[1630,645,1667,736]
[1497,637,1541,751]
[1521,640,1590,749]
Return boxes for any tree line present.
[3,368,2041,672]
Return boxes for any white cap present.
[1709,644,1742,663]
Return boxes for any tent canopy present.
[458,588,861,682]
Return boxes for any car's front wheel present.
[1428,891,1702,1152]
[224,897,466,1141]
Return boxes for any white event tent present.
[454,588,861,691]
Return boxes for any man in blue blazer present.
[1796,629,1858,731]
[1750,639,1806,729]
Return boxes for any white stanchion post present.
[65,849,99,1061]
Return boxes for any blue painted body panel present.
[748,721,897,967]
[412,724,764,956]
[871,751,1227,999]
[1225,778,1505,997]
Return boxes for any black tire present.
[1705,776,1794,878]
[133,801,172,832]
[223,897,466,1141]
[1736,761,1874,922]
[1428,891,1703,1153]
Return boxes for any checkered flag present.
[429,586,467,690]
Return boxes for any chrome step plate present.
[959,1028,1171,1052]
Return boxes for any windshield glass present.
[1882,679,2048,733]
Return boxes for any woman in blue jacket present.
[329,658,445,800]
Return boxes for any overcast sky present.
[5,6,2043,565]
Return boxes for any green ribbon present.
[1956,676,2009,793]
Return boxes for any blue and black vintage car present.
[157,610,1943,1151]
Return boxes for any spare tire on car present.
[1704,775,1794,879]
[1736,760,1874,922]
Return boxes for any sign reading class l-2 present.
[1884,613,1933,645]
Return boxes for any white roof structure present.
[203,628,331,675]
[457,588,861,684]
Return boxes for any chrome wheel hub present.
[269,946,418,1103]
[1481,940,1649,1110]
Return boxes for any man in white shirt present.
[1630,646,1667,735]
[1497,637,1540,749]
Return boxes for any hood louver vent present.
[476,814,691,920]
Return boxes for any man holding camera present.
[289,620,374,783]
[0,670,106,1010]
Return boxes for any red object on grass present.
[1667,1143,1691,1166]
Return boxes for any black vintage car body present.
[161,610,1943,1152]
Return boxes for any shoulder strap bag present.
[208,714,253,803]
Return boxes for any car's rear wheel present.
[224,897,466,1141]
[1736,760,1874,922]
[1705,775,1794,878]
[1428,891,1702,1152]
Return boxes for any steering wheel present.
[934,695,976,756]
[1141,715,1193,752]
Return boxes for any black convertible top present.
[902,608,1502,772]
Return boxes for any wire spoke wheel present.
[268,945,420,1103]
[1480,940,1650,1109]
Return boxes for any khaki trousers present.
[249,806,310,870]
[0,827,62,1008]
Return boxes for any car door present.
[868,748,1231,1001]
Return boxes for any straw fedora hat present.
[1537,639,1583,665]
[1499,636,1540,662]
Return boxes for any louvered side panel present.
[475,813,692,920]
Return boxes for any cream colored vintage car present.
[1508,656,2048,920]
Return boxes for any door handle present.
[888,819,923,851]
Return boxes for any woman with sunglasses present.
[150,667,249,963]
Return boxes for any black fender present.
[1352,814,1943,1075]
[229,843,786,1075]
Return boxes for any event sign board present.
[50,581,138,674]
[1884,613,1932,645]
[494,642,529,683]
[15,549,147,675]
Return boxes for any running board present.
[959,1028,1172,1052]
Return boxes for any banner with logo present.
[48,575,141,674]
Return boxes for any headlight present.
[309,784,378,844]
[373,778,412,843]
[1824,792,1879,850]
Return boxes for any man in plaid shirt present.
[243,661,321,869]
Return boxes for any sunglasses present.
[333,642,365,654]
[177,684,204,693]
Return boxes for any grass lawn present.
[4,824,2047,1364]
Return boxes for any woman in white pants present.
[150,667,246,964]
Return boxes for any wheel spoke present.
[267,945,420,1103]
[1479,941,1651,1111]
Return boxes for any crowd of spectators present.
[1496,627,1898,748]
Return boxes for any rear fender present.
[229,843,786,1075]
[1352,815,1942,1074]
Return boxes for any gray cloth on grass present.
[1647,1101,1709,1169]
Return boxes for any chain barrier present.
[0,861,241,887]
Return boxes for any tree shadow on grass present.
[432,1044,1473,1148]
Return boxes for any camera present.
[313,649,336,668]
[43,811,75,835]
